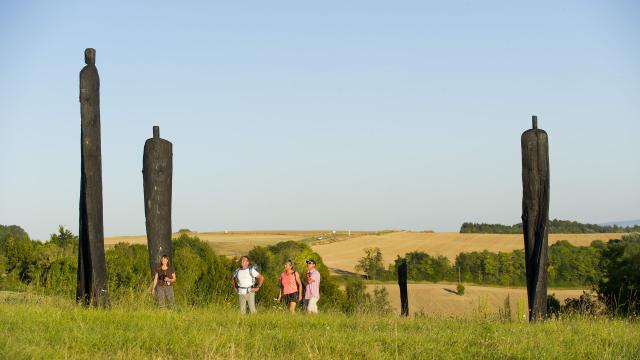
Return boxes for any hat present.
[306,259,316,265]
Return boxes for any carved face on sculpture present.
[84,48,96,65]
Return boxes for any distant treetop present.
[459,219,640,234]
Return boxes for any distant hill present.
[460,219,640,234]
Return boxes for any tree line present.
[0,224,389,314]
[460,219,640,234]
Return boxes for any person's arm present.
[168,272,176,283]
[253,273,264,292]
[295,272,303,302]
[151,272,158,294]
[231,276,237,289]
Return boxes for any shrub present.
[562,291,602,316]
[343,277,369,314]
[371,286,392,315]
[547,294,561,317]
[597,233,640,316]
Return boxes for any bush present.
[457,283,465,296]
[172,233,234,306]
[343,277,369,314]
[597,233,640,316]
[562,291,602,316]
[341,277,392,315]
[372,287,392,315]
[547,294,561,317]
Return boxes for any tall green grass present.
[1,294,638,359]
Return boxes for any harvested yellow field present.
[313,231,624,274]
[105,230,368,257]
[366,283,585,317]
[105,231,307,256]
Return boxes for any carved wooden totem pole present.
[77,48,109,306]
[143,126,173,277]
[521,115,550,321]
[398,258,409,316]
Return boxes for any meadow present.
[1,293,638,359]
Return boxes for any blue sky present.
[1,1,638,240]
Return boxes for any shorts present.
[283,292,299,304]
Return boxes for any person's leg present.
[157,286,167,308]
[308,298,318,314]
[247,291,257,314]
[289,301,296,313]
[166,286,175,309]
[238,293,247,314]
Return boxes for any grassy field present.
[1,294,638,359]
[366,283,585,317]
[312,231,624,274]
[105,230,368,257]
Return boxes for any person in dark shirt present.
[151,254,176,308]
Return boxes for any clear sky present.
[1,1,638,240]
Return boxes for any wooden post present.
[77,48,108,307]
[398,259,409,316]
[521,115,550,321]
[143,126,174,277]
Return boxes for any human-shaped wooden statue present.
[521,115,550,321]
[77,48,108,307]
[143,126,173,277]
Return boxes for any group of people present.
[150,254,321,314]
[231,255,321,314]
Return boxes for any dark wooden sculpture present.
[521,115,550,321]
[398,258,409,316]
[143,126,173,277]
[77,48,108,307]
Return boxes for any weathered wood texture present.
[521,115,549,321]
[398,259,409,316]
[143,126,173,277]
[77,48,108,307]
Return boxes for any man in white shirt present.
[231,255,264,314]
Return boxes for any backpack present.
[233,265,258,288]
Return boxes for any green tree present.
[597,233,640,315]
[355,247,385,280]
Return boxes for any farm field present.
[312,231,624,274]
[365,283,585,317]
[105,230,367,257]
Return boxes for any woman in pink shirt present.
[277,260,303,313]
